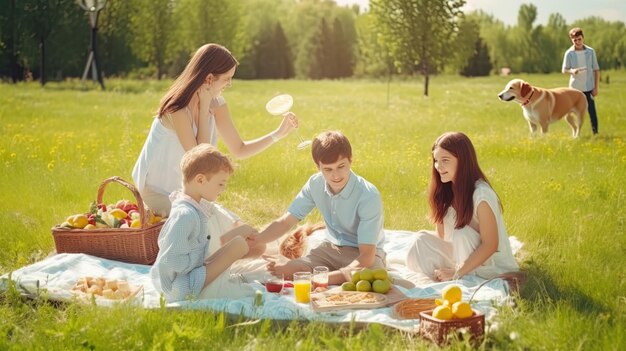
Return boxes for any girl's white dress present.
[405,181,519,279]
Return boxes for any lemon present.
[452,301,473,319]
[84,224,96,230]
[66,215,76,226]
[341,282,356,291]
[359,268,374,282]
[351,271,361,284]
[72,214,89,229]
[110,208,128,220]
[432,305,453,320]
[356,280,371,292]
[130,219,141,228]
[372,279,391,294]
[435,298,448,306]
[442,284,462,305]
[373,268,388,280]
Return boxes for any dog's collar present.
[521,89,535,106]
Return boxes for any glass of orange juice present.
[293,272,312,303]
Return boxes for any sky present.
[334,0,626,26]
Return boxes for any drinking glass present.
[293,272,312,303]
[265,94,312,150]
[264,273,284,294]
[312,266,329,290]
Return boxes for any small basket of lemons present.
[418,284,485,345]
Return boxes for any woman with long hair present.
[133,44,298,216]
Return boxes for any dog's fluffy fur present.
[498,78,587,137]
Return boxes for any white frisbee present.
[266,94,293,116]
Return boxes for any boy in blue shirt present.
[562,27,600,134]
[250,131,386,285]
[150,144,257,302]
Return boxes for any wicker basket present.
[419,309,485,345]
[391,298,437,320]
[51,176,163,265]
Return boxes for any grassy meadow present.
[1,72,625,350]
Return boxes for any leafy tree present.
[128,0,175,79]
[0,0,24,82]
[450,16,482,74]
[287,1,334,78]
[460,37,492,76]
[254,22,293,79]
[469,11,510,74]
[353,13,393,78]
[332,17,353,78]
[23,0,57,85]
[0,0,85,82]
[310,17,332,79]
[510,3,543,73]
[232,0,292,79]
[543,13,569,72]
[370,0,465,96]
[98,0,141,76]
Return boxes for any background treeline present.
[1,0,625,84]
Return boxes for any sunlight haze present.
[335,0,625,25]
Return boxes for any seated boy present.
[249,131,386,285]
[150,143,258,302]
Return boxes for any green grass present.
[1,73,625,350]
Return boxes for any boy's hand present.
[220,224,258,246]
[265,260,292,280]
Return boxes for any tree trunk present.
[422,62,430,97]
[39,37,46,86]
[9,0,19,83]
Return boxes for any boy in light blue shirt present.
[250,131,385,285]
[150,144,258,302]
[562,27,600,134]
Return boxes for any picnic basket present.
[415,272,524,345]
[419,308,485,345]
[51,176,163,265]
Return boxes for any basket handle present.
[468,277,499,304]
[96,176,151,229]
[468,272,522,304]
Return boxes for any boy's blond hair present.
[311,131,352,165]
[180,144,234,183]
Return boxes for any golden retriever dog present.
[498,79,587,137]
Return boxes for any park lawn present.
[0,73,625,350]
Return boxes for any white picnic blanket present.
[0,230,522,332]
